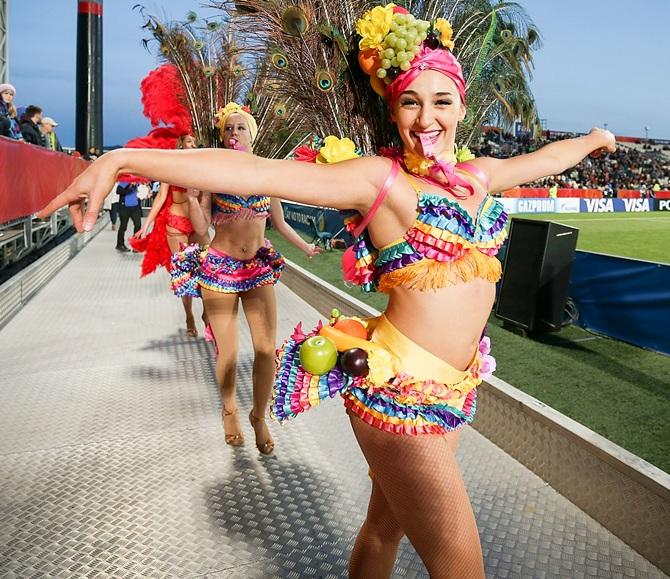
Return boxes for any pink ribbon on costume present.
[418,133,474,197]
[385,45,467,110]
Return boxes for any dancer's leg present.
[349,415,484,579]
[188,231,210,328]
[167,230,197,336]
[240,285,277,453]
[349,479,404,579]
[116,205,130,248]
[202,287,242,444]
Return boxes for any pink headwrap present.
[385,46,466,111]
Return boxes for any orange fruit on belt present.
[333,317,368,340]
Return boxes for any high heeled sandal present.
[222,407,244,446]
[185,316,198,338]
[249,411,275,455]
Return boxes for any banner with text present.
[280,202,349,241]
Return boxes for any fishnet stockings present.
[348,414,484,579]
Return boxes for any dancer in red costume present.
[130,134,209,337]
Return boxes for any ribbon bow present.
[419,134,474,198]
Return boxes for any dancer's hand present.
[185,188,200,198]
[304,243,322,259]
[37,151,122,232]
[588,127,616,158]
[133,222,151,239]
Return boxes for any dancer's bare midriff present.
[384,279,495,371]
[209,218,267,260]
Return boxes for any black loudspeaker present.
[495,218,579,332]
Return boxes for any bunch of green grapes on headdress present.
[377,13,431,79]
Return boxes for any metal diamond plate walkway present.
[0,227,666,578]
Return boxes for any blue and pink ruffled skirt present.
[170,241,284,297]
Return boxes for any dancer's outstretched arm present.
[269,198,321,258]
[38,148,388,232]
[474,128,616,193]
[185,189,211,238]
[134,182,168,238]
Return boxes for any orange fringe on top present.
[378,249,502,292]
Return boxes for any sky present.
[8,0,670,148]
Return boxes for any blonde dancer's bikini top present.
[344,160,508,293]
[211,193,270,224]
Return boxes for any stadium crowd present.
[0,82,103,158]
[471,130,670,194]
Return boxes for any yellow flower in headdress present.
[356,4,395,51]
[316,136,359,164]
[435,18,455,50]
[214,102,258,142]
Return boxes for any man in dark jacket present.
[20,105,45,146]
[115,181,143,252]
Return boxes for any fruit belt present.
[271,310,496,435]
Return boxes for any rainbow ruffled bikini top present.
[211,193,270,224]
[344,162,508,293]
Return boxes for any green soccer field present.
[517,212,670,264]
[266,213,670,473]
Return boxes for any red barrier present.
[557,188,602,198]
[503,188,548,198]
[503,188,602,199]
[0,137,89,222]
[656,191,670,199]
[617,190,641,199]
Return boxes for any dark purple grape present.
[425,32,440,49]
[340,348,369,377]
[388,66,402,80]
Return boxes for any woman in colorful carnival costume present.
[130,134,210,337]
[39,6,615,575]
[176,102,320,454]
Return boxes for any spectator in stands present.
[548,183,558,198]
[115,181,142,252]
[20,105,45,146]
[40,117,63,152]
[0,83,24,141]
[85,146,99,161]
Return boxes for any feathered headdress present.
[133,5,307,159]
[135,6,246,147]
[125,64,192,151]
[212,0,541,151]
